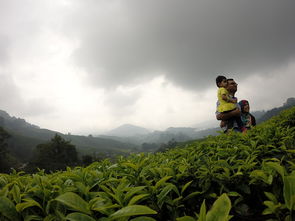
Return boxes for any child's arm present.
[221,94,237,103]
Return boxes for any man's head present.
[216,75,227,88]
[226,78,238,94]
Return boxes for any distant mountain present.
[1,97,293,161]
[165,127,197,137]
[251,110,266,120]
[0,110,138,162]
[257,97,295,123]
[105,124,150,137]
[100,97,295,150]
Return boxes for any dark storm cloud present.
[67,0,295,90]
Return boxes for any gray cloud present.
[0,71,56,117]
[0,72,24,111]
[103,88,142,117]
[0,35,10,65]
[0,0,294,133]
[66,0,295,90]
[21,98,56,117]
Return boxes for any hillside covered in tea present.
[0,107,295,220]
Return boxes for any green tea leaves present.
[55,192,91,215]
[206,193,232,221]
[0,196,20,221]
[109,205,157,220]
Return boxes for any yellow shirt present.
[217,87,236,112]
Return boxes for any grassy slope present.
[0,107,294,220]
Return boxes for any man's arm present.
[216,108,241,121]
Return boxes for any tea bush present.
[0,107,295,220]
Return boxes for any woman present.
[238,100,256,129]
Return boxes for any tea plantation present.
[0,107,295,221]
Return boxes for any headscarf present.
[238,100,253,128]
[238,100,249,113]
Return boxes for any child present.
[216,75,245,132]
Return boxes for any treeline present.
[0,129,103,174]
[0,127,19,172]
[0,126,182,174]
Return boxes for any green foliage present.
[0,196,20,220]
[206,193,232,221]
[0,127,17,173]
[30,134,78,172]
[109,205,157,220]
[55,192,91,215]
[0,107,295,220]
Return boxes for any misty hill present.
[257,97,295,123]
[2,97,294,161]
[105,124,150,137]
[100,97,295,151]
[0,110,138,162]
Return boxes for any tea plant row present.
[0,107,295,220]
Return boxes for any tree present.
[0,127,11,172]
[82,155,93,166]
[141,142,159,152]
[31,134,78,172]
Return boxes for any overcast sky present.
[0,0,294,135]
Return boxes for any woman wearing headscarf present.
[238,100,256,129]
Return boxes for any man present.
[216,79,241,132]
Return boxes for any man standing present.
[216,79,241,132]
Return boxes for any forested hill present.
[1,97,294,161]
[257,97,295,123]
[0,110,138,162]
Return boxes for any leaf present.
[264,192,278,204]
[181,181,193,195]
[44,214,59,221]
[184,191,203,201]
[157,184,179,208]
[109,205,157,220]
[16,198,43,212]
[154,176,172,189]
[55,192,91,215]
[66,212,96,221]
[122,162,138,171]
[0,185,9,197]
[227,192,241,197]
[198,200,206,221]
[250,170,272,185]
[265,162,285,178]
[130,216,157,221]
[176,216,196,221]
[91,197,120,216]
[284,215,292,221]
[0,196,20,221]
[128,194,150,206]
[124,186,146,201]
[206,193,232,221]
[283,175,295,210]
[24,215,43,221]
[11,184,21,204]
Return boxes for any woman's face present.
[243,103,250,113]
